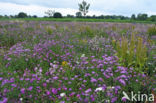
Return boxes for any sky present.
[0,0,156,17]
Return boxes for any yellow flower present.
[62,61,68,67]
[112,39,116,43]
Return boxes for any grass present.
[0,17,156,24]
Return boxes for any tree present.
[137,13,148,20]
[45,10,55,17]
[18,12,27,18]
[67,14,74,18]
[33,15,38,18]
[10,15,14,18]
[0,15,3,18]
[131,14,136,20]
[76,12,82,18]
[53,12,62,18]
[78,0,90,17]
[149,15,156,22]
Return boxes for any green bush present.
[45,27,53,34]
[147,26,156,37]
[79,26,94,38]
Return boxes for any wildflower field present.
[0,21,155,103]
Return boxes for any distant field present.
[0,17,156,24]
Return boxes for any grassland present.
[0,17,156,24]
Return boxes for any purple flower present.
[69,92,75,96]
[0,97,8,103]
[0,77,3,81]
[43,83,47,87]
[51,88,57,94]
[121,97,127,102]
[21,88,25,94]
[98,78,103,81]
[90,95,95,101]
[85,88,92,94]
[111,97,117,103]
[69,88,72,91]
[83,80,87,83]
[27,86,33,91]
[46,91,50,95]
[53,76,58,80]
[91,78,97,82]
[103,72,110,78]
[120,71,127,74]
[114,86,121,94]
[119,79,126,86]
[97,64,103,68]
[11,84,17,87]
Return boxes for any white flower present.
[95,87,103,92]
[53,64,58,69]
[76,61,79,64]
[50,63,53,66]
[53,61,57,64]
[39,68,42,73]
[60,93,66,97]
[107,86,114,90]
[34,67,38,71]
[81,54,85,57]
[106,100,110,103]
[20,98,23,101]
[112,86,115,89]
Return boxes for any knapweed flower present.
[60,101,65,103]
[91,78,97,82]
[21,88,25,94]
[42,83,47,87]
[90,95,95,101]
[0,77,3,81]
[0,97,8,103]
[51,88,58,94]
[119,79,126,86]
[11,84,17,87]
[27,86,33,91]
[46,91,50,95]
[111,97,117,103]
[85,88,92,94]
[121,97,127,102]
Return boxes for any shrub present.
[147,26,156,37]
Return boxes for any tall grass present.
[113,33,148,72]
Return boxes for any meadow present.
[0,18,156,24]
[0,21,156,103]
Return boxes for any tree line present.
[0,12,155,22]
